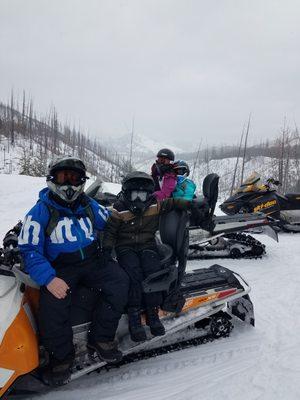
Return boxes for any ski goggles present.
[54,169,86,186]
[174,168,187,176]
[130,190,148,202]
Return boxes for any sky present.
[1,0,300,149]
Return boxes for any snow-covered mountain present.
[104,132,186,165]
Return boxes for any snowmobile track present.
[188,232,265,260]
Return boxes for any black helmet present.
[122,171,155,214]
[156,148,175,161]
[46,156,88,203]
[122,171,155,195]
[173,160,190,176]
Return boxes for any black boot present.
[87,340,123,363]
[128,308,147,342]
[146,308,165,336]
[42,353,74,386]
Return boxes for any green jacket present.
[102,197,192,251]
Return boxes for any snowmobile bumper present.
[227,294,255,326]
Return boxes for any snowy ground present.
[1,175,300,400]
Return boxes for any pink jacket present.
[154,172,177,201]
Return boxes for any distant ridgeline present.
[1,92,300,196]
[0,96,131,181]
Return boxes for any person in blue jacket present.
[18,156,129,386]
[172,160,197,201]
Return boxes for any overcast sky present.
[1,0,300,148]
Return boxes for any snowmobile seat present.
[285,193,300,203]
[143,210,190,295]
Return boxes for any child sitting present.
[172,160,197,201]
[102,171,206,342]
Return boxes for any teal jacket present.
[172,176,196,201]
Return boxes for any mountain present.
[104,132,186,165]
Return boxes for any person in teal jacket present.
[172,160,197,201]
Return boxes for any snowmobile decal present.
[182,288,239,311]
[254,199,277,212]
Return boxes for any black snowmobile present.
[220,172,300,233]
[187,174,278,260]
[0,174,255,399]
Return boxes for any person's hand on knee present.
[46,277,70,299]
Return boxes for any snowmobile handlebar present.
[266,178,281,186]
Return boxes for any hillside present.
[0,101,130,182]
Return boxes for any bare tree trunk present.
[230,125,245,195]
[10,89,14,146]
[240,113,251,184]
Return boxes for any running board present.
[70,303,225,381]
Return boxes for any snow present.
[1,174,300,399]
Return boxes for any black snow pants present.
[116,245,163,310]
[38,243,129,361]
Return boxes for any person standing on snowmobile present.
[151,148,177,201]
[172,160,197,201]
[102,171,207,343]
[18,156,129,386]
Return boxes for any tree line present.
[0,90,131,181]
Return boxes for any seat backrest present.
[159,210,189,256]
[85,178,103,199]
[202,173,219,215]
[159,209,190,284]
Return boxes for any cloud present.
[1,0,300,147]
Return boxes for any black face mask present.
[156,163,172,176]
[128,199,147,215]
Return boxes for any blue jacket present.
[18,188,110,286]
[172,176,196,201]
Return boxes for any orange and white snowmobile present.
[0,174,255,399]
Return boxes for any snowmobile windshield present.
[236,172,264,193]
[130,190,148,202]
[54,169,85,186]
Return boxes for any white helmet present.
[46,156,88,203]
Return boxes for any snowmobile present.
[87,175,278,260]
[220,172,300,233]
[187,174,278,259]
[0,174,255,399]
[85,178,119,206]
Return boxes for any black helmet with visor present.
[46,156,89,203]
[122,171,155,214]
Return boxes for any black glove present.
[3,232,18,249]
[101,248,114,264]
[190,199,215,233]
